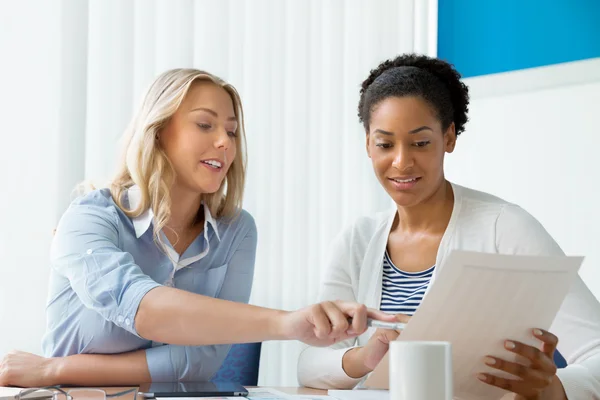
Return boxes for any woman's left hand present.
[477,329,567,400]
[0,350,56,387]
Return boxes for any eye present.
[197,123,212,131]
[227,130,237,138]
[414,141,430,148]
[376,143,392,149]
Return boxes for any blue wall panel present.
[438,0,600,78]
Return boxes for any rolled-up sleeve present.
[145,211,258,382]
[50,200,161,337]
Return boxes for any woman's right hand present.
[342,314,411,378]
[278,300,396,347]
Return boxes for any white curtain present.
[0,0,436,386]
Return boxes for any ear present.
[365,131,372,158]
[444,122,457,153]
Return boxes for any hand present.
[0,350,57,387]
[360,314,411,370]
[341,314,411,378]
[478,329,567,400]
[280,300,396,347]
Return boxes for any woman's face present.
[366,96,456,207]
[160,81,238,195]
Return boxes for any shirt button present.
[86,249,93,255]
[117,315,124,324]
[125,318,131,326]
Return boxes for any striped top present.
[380,251,435,315]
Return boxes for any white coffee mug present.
[389,341,453,400]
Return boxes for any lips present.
[389,177,419,183]
[200,159,223,170]
[387,176,421,190]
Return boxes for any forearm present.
[341,347,371,379]
[50,350,150,386]
[298,344,364,389]
[135,287,287,345]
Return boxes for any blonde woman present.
[0,69,392,387]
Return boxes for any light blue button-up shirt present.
[42,187,257,382]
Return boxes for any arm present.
[145,213,258,382]
[297,227,365,389]
[47,213,258,385]
[496,205,600,398]
[51,200,289,347]
[51,350,149,386]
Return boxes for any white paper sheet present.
[364,250,583,399]
[245,388,332,400]
[327,390,389,400]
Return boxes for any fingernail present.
[505,341,516,349]
[533,328,543,336]
[484,357,496,365]
[477,374,488,382]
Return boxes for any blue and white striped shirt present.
[380,251,435,315]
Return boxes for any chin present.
[391,195,423,208]
[385,187,424,208]
[186,179,223,195]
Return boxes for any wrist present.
[547,375,568,400]
[43,357,62,386]
[268,309,291,341]
[342,347,372,379]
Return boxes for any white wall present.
[0,0,430,387]
[445,58,600,300]
[0,1,61,355]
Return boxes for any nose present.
[214,128,230,151]
[391,145,414,171]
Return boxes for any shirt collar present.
[127,185,220,241]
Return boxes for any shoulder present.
[454,183,511,209]
[337,208,393,244]
[454,183,545,231]
[328,209,393,261]
[495,203,563,255]
[454,183,518,225]
[62,188,121,226]
[219,208,257,237]
[452,183,562,255]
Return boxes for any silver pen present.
[367,318,407,330]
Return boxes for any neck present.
[394,179,454,234]
[167,184,203,231]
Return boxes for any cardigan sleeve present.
[297,225,364,389]
[495,204,600,399]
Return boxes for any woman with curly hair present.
[297,54,600,399]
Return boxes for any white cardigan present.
[297,183,600,398]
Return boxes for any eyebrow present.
[408,126,433,134]
[190,107,237,121]
[373,126,433,136]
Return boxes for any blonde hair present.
[110,68,247,249]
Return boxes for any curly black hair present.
[358,54,470,136]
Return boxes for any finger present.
[309,304,332,339]
[533,328,559,359]
[365,308,396,322]
[484,356,553,387]
[394,314,411,323]
[477,373,540,398]
[381,328,400,343]
[348,304,367,335]
[504,340,557,374]
[320,301,350,338]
